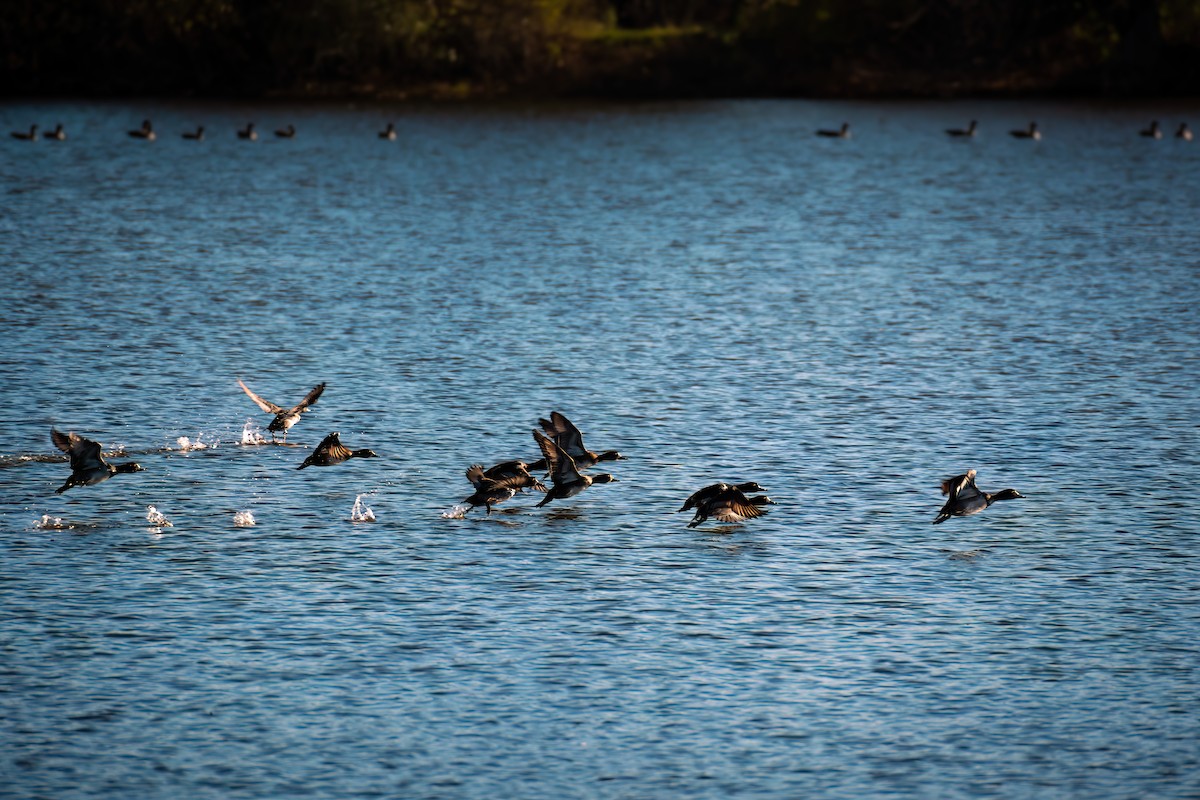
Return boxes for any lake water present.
[2,99,1199,798]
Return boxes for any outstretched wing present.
[546,411,587,458]
[532,429,560,476]
[466,464,488,489]
[238,379,285,414]
[680,482,726,512]
[708,488,766,523]
[291,383,325,414]
[52,429,107,472]
[940,469,980,502]
[315,432,352,461]
[50,428,74,454]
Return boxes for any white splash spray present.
[351,494,377,522]
[440,504,470,519]
[175,434,216,451]
[233,510,256,527]
[146,505,173,529]
[240,420,267,445]
[34,514,74,530]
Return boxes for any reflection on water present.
[1,99,1199,799]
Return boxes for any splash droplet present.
[440,504,469,519]
[241,420,267,446]
[146,505,173,528]
[234,510,256,527]
[351,494,376,522]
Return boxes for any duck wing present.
[238,379,286,414]
[314,432,352,461]
[541,411,588,459]
[290,382,325,414]
[532,429,561,477]
[483,461,546,492]
[705,487,765,523]
[940,469,981,503]
[466,464,490,490]
[680,483,727,512]
[52,429,108,473]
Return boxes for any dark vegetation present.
[4,0,1199,98]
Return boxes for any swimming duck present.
[1009,122,1041,140]
[275,124,296,139]
[946,120,977,137]
[683,483,774,528]
[379,123,397,141]
[297,432,377,469]
[678,482,767,513]
[50,428,144,494]
[817,122,851,138]
[1177,123,1193,141]
[11,125,37,141]
[237,123,257,141]
[43,124,66,141]
[237,379,325,442]
[526,411,625,473]
[532,430,617,507]
[461,464,519,514]
[932,469,1023,524]
[1140,120,1163,139]
[182,126,205,141]
[129,120,156,140]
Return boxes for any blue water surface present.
[1,99,1198,798]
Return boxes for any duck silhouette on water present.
[817,122,851,138]
[1009,122,1041,140]
[129,120,156,140]
[932,469,1023,524]
[946,120,977,137]
[237,379,325,442]
[297,432,377,469]
[11,125,38,141]
[532,429,617,507]
[50,428,144,493]
[680,482,774,528]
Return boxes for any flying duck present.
[932,469,1023,524]
[817,123,851,138]
[129,120,156,140]
[275,124,296,139]
[43,124,66,141]
[1140,120,1163,139]
[50,428,144,494]
[237,123,258,141]
[182,126,205,141]
[946,120,978,137]
[479,460,547,493]
[379,123,397,141]
[237,379,325,442]
[683,483,774,528]
[1009,122,1041,140]
[532,430,616,507]
[297,432,377,469]
[1177,123,1193,141]
[11,125,38,141]
[526,411,625,472]
[461,464,519,514]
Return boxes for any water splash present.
[146,505,173,529]
[233,510,256,527]
[34,514,74,531]
[240,420,267,446]
[441,504,470,519]
[175,434,216,451]
[351,494,377,522]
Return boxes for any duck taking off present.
[681,482,773,528]
[532,430,617,507]
[297,432,377,469]
[237,379,325,442]
[527,411,625,472]
[50,428,144,493]
[933,469,1023,524]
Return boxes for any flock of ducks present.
[10,120,401,142]
[45,382,1023,527]
[10,118,1194,142]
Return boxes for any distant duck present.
[526,411,625,473]
[1009,122,1041,140]
[1177,123,1194,141]
[43,124,67,141]
[532,430,617,507]
[237,122,257,141]
[817,122,851,138]
[275,124,296,139]
[379,123,397,141]
[11,124,38,141]
[1140,120,1162,139]
[682,483,774,528]
[932,469,1023,524]
[297,432,378,469]
[50,428,144,494]
[237,379,325,442]
[946,120,978,137]
[461,464,521,514]
[129,119,156,140]
[182,126,205,141]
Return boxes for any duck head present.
[597,450,626,462]
[991,489,1023,501]
[592,474,618,484]
[116,462,145,473]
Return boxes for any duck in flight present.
[50,428,144,494]
[237,379,325,442]
[129,120,156,140]
[932,469,1023,524]
[532,430,617,507]
[680,482,773,528]
[297,432,377,469]
[526,411,624,473]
